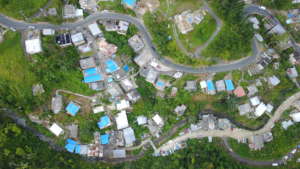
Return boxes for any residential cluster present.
[174,9,207,34]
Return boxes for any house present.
[174,9,206,34]
[200,80,207,90]
[145,68,159,84]
[123,127,136,147]
[83,67,103,83]
[106,82,124,98]
[281,120,294,130]
[126,89,141,103]
[110,131,125,147]
[250,96,261,106]
[290,112,300,122]
[266,104,274,113]
[174,105,187,116]
[289,52,300,65]
[103,20,119,32]
[247,85,258,96]
[248,135,264,150]
[263,132,273,142]
[97,115,111,129]
[206,80,216,95]
[234,87,246,97]
[116,99,130,110]
[173,72,183,79]
[171,87,178,97]
[287,67,299,79]
[118,21,129,35]
[66,124,78,138]
[155,79,167,91]
[122,0,137,9]
[269,24,286,35]
[51,95,63,114]
[93,106,105,114]
[71,32,85,46]
[48,8,57,16]
[199,114,217,130]
[99,39,118,56]
[79,57,96,69]
[128,34,144,52]
[56,33,72,47]
[137,116,148,125]
[32,84,45,96]
[255,103,267,117]
[238,103,252,116]
[113,149,126,158]
[66,101,81,116]
[268,75,281,87]
[65,139,78,153]
[215,80,226,92]
[120,78,137,92]
[25,37,42,54]
[105,59,120,73]
[134,50,153,67]
[218,119,231,130]
[78,44,92,53]
[49,123,64,136]
[255,33,264,42]
[42,29,55,36]
[63,5,83,19]
[100,134,110,144]
[115,111,129,130]
[225,80,235,91]
[152,114,164,127]
[136,0,160,15]
[185,81,197,92]
[79,0,98,11]
[88,23,102,37]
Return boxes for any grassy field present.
[178,14,217,52]
[229,122,300,160]
[0,0,47,19]
[98,0,136,16]
[160,0,203,16]
[31,0,64,24]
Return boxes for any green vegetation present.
[202,0,253,61]
[178,14,217,52]
[229,122,300,160]
[259,0,300,10]
[32,0,64,24]
[0,0,47,19]
[159,0,203,16]
[99,0,136,16]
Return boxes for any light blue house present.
[122,0,137,8]
[225,80,235,91]
[97,115,111,129]
[66,101,80,116]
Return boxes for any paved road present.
[0,11,262,74]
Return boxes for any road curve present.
[0,11,261,74]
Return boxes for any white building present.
[71,32,85,46]
[93,106,105,114]
[25,39,42,54]
[42,29,55,36]
[116,99,131,110]
[290,112,300,122]
[118,21,129,35]
[115,111,129,130]
[137,116,147,125]
[255,103,267,117]
[250,96,261,106]
[88,23,102,37]
[123,127,136,147]
[49,123,64,136]
[152,114,164,127]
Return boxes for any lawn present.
[178,14,217,52]
[160,0,203,17]
[0,0,47,19]
[98,0,136,16]
[229,122,300,160]
[31,0,64,24]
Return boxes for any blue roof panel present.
[123,65,130,72]
[84,74,103,83]
[225,80,235,91]
[156,81,164,87]
[75,144,81,154]
[84,67,98,76]
[105,59,119,73]
[66,102,80,116]
[122,0,136,6]
[98,116,111,129]
[100,134,110,144]
[206,80,215,91]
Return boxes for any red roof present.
[234,87,246,97]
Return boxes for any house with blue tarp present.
[225,80,235,91]
[66,101,80,116]
[82,67,103,83]
[123,65,130,72]
[122,0,136,9]
[75,144,81,154]
[206,80,216,95]
[100,134,110,144]
[97,115,111,129]
[65,139,77,153]
[105,59,120,73]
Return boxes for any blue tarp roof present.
[206,80,215,91]
[156,81,165,87]
[123,65,129,72]
[100,134,110,144]
[122,0,136,6]
[84,67,98,76]
[65,139,77,153]
[105,59,119,73]
[75,144,81,154]
[83,74,103,83]
[66,102,80,116]
[97,116,111,129]
[225,80,235,91]
[107,77,113,83]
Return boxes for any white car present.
[291,149,297,154]
[260,6,266,10]
[272,163,278,166]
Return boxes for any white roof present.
[249,17,259,25]
[49,123,63,136]
[290,112,300,122]
[88,23,102,36]
[93,106,105,114]
[116,99,130,110]
[268,76,281,86]
[25,39,42,54]
[118,21,129,32]
[115,111,129,130]
[71,32,84,44]
[200,81,207,89]
[255,103,267,117]
[137,116,147,125]
[76,9,83,17]
[152,114,163,126]
[42,29,55,35]
[250,96,260,106]
[173,72,183,79]
[123,127,136,146]
[266,104,274,113]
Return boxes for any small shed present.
[49,123,64,137]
